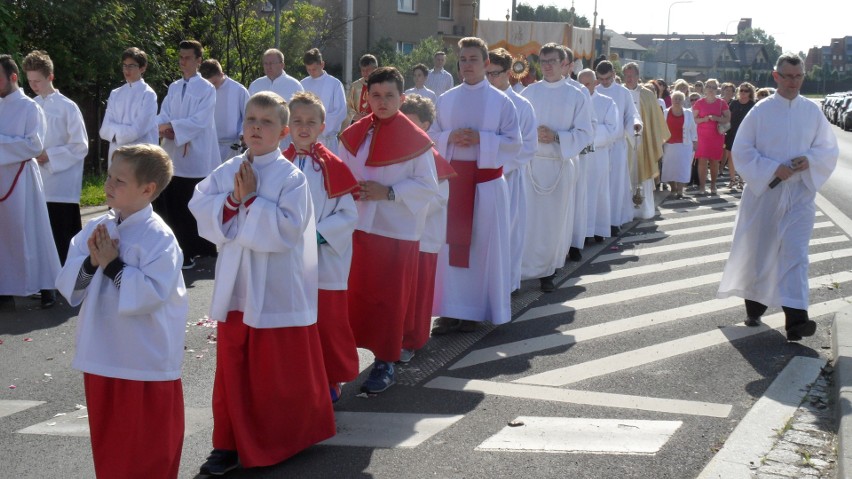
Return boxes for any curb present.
[831,305,852,479]
[80,205,108,223]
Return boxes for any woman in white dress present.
[661,91,698,199]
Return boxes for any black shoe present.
[568,247,582,262]
[594,235,604,243]
[458,320,479,333]
[540,276,556,293]
[40,289,56,309]
[431,317,461,335]
[610,226,620,237]
[787,320,817,341]
[744,316,761,327]
[0,295,14,312]
[200,449,239,476]
[182,257,196,270]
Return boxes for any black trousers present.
[153,176,216,258]
[744,299,809,331]
[47,202,82,265]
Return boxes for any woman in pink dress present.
[692,79,731,195]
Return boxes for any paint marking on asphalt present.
[622,221,834,244]
[816,193,852,239]
[513,298,848,387]
[0,400,45,420]
[320,412,465,448]
[424,376,732,418]
[642,209,824,228]
[476,416,683,455]
[16,406,211,438]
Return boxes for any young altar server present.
[399,93,455,362]
[99,47,158,167]
[189,91,334,475]
[430,37,521,334]
[0,54,60,312]
[199,59,250,163]
[301,48,347,153]
[284,91,360,401]
[22,50,89,266]
[339,67,439,393]
[55,143,188,479]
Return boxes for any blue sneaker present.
[361,361,395,393]
[330,383,342,403]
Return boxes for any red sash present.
[446,160,503,268]
[0,161,28,202]
[283,143,358,198]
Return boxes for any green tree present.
[515,2,590,27]
[735,28,782,58]
[373,36,455,88]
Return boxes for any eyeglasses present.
[540,58,561,66]
[776,73,804,81]
[486,69,507,78]
[121,63,139,70]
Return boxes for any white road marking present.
[514,298,849,387]
[642,209,823,228]
[321,412,465,448]
[477,416,683,455]
[697,356,826,479]
[0,400,45,419]
[16,406,211,438]
[424,377,732,417]
[622,220,834,244]
[816,193,852,238]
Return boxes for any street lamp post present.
[665,0,692,83]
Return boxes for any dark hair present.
[199,59,223,79]
[400,93,435,126]
[488,48,513,71]
[595,60,614,75]
[22,50,53,77]
[303,48,323,65]
[561,46,574,64]
[179,40,203,58]
[775,53,803,70]
[121,47,148,69]
[367,66,404,94]
[0,54,18,80]
[412,63,429,76]
[540,42,566,62]
[359,54,378,68]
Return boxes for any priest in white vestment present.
[595,60,641,232]
[520,44,593,292]
[486,47,537,293]
[200,59,250,162]
[248,49,304,150]
[431,38,521,332]
[0,55,60,311]
[717,55,838,341]
[300,48,347,154]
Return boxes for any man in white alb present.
[200,59,249,162]
[300,48,347,154]
[248,48,303,101]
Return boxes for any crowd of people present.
[0,34,838,478]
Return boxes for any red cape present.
[339,112,433,167]
[432,148,456,181]
[283,143,358,199]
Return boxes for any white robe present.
[293,153,358,290]
[404,87,438,105]
[587,91,621,237]
[503,87,537,291]
[214,76,250,163]
[301,72,347,153]
[661,108,697,184]
[156,73,220,178]
[520,78,593,279]
[55,205,188,381]
[568,77,597,248]
[420,181,450,254]
[425,69,454,97]
[98,79,158,167]
[0,89,60,295]
[35,91,88,204]
[627,85,656,220]
[432,80,520,324]
[597,82,640,226]
[717,94,838,310]
[188,149,319,328]
[248,72,304,150]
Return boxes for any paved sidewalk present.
[832,307,852,479]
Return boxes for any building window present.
[398,0,414,13]
[439,0,452,19]
[396,42,415,55]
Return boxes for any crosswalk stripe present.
[454,271,852,370]
[513,297,850,387]
[0,400,45,419]
[476,417,683,454]
[16,406,211,438]
[622,220,834,244]
[320,412,465,448]
[424,376,733,417]
[643,210,824,228]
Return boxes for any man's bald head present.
[577,68,596,95]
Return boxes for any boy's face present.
[289,103,325,151]
[243,103,289,155]
[104,158,153,213]
[122,58,146,83]
[25,70,52,96]
[367,81,403,120]
[413,69,426,88]
[404,113,430,132]
[178,48,201,79]
[305,62,324,79]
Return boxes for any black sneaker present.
[568,247,582,262]
[40,289,56,309]
[787,320,817,342]
[540,276,556,293]
[744,316,761,327]
[199,449,239,476]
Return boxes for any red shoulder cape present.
[339,112,434,167]
[432,148,456,181]
[283,143,358,199]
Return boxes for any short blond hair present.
[247,91,289,125]
[288,91,326,123]
[112,144,173,199]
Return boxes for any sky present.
[479,1,851,55]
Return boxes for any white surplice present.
[188,149,319,328]
[0,89,60,295]
[597,82,640,226]
[301,72,347,153]
[157,73,220,178]
[404,86,438,105]
[520,78,593,279]
[587,91,621,237]
[502,87,538,291]
[248,72,303,100]
[214,76,250,163]
[425,69,454,97]
[35,91,88,203]
[717,94,838,310]
[432,80,520,325]
[567,77,597,249]
[98,78,158,166]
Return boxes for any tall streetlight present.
[664,0,692,83]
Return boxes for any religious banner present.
[475,20,595,60]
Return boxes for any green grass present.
[80,173,106,207]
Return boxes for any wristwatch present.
[387,186,395,201]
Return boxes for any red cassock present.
[403,251,438,351]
